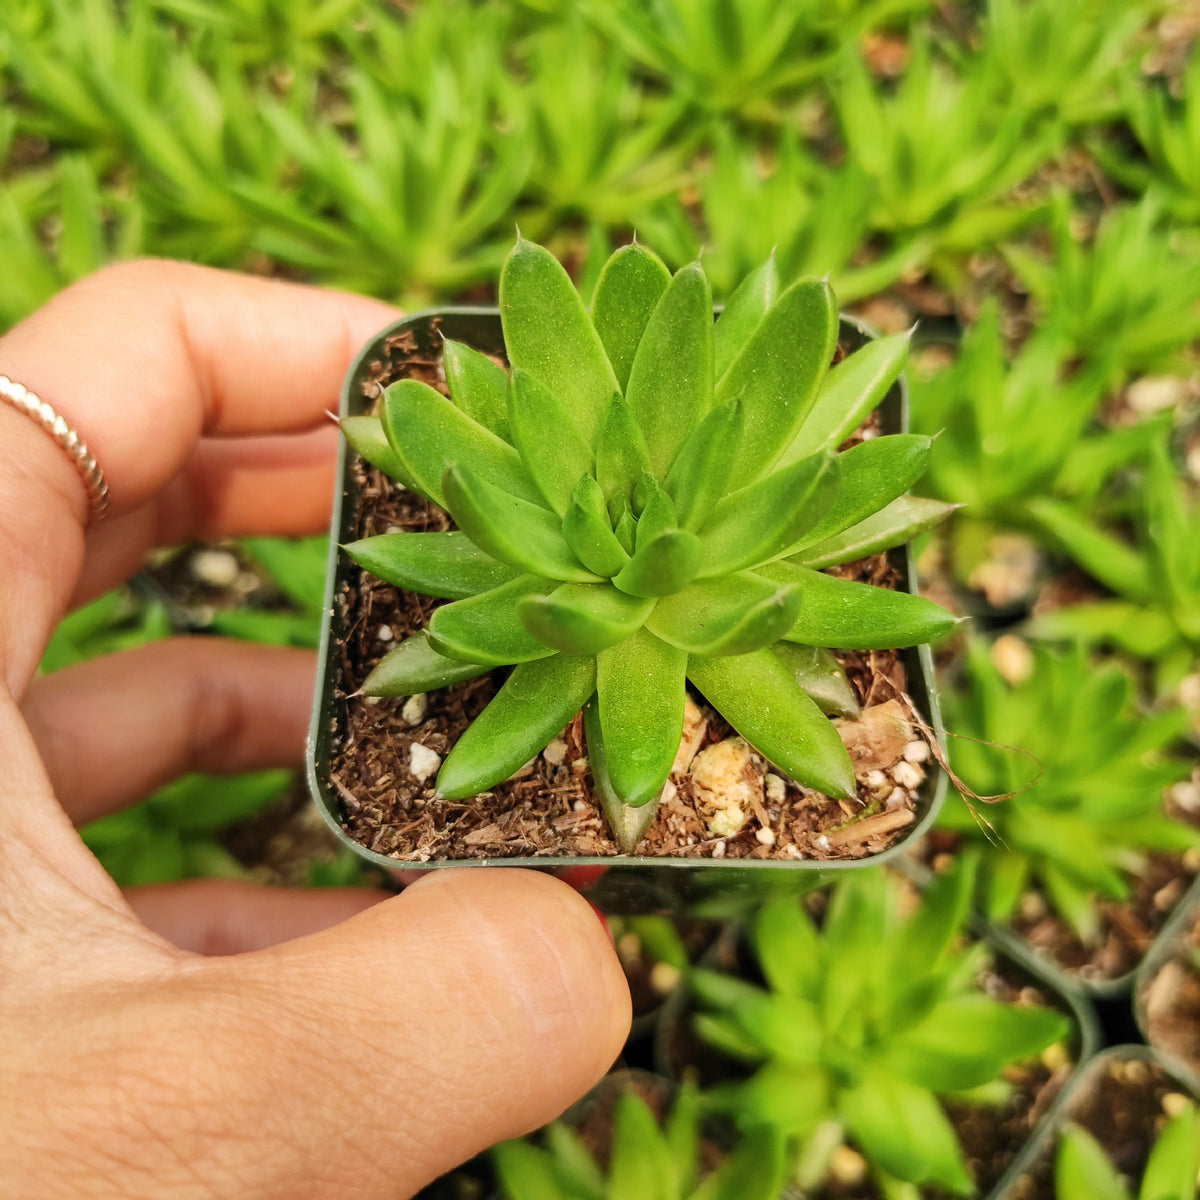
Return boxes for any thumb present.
[122,870,627,1199]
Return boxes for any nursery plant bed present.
[651,873,1095,1200]
[307,305,947,894]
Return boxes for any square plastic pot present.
[306,308,947,909]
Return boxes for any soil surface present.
[323,329,939,864]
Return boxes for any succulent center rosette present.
[341,238,956,852]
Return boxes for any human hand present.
[0,261,630,1199]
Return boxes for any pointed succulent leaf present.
[839,1070,973,1194]
[608,1092,677,1200]
[625,261,714,476]
[753,895,824,1002]
[340,415,420,493]
[696,453,840,577]
[632,471,658,514]
[562,475,631,577]
[595,392,652,501]
[427,575,558,666]
[663,399,744,531]
[797,496,955,570]
[583,697,659,853]
[716,277,839,489]
[596,629,687,808]
[436,655,596,799]
[1027,497,1156,603]
[635,481,680,549]
[764,560,958,649]
[443,464,600,583]
[647,572,802,656]
[519,583,654,655]
[687,649,856,800]
[782,329,912,461]
[382,379,542,509]
[442,339,509,440]
[612,528,703,597]
[714,253,779,384]
[612,500,638,555]
[883,995,1069,1093]
[772,643,860,718]
[786,435,934,554]
[500,237,618,445]
[507,368,595,514]
[1054,1126,1127,1200]
[591,242,671,392]
[542,1125,605,1199]
[344,531,519,599]
[361,631,491,697]
[697,1127,787,1200]
[491,1140,561,1200]
[1138,1103,1200,1200]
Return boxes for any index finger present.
[0,259,399,695]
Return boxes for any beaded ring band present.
[0,374,109,525]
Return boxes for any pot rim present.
[306,307,948,879]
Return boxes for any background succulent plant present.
[342,237,955,851]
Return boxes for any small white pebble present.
[829,1146,867,1187]
[376,624,394,642]
[865,769,888,790]
[784,843,804,860]
[1168,781,1200,814]
[408,742,441,783]
[362,694,382,706]
[893,761,924,789]
[902,740,930,764]
[711,840,726,858]
[885,786,909,809]
[572,799,588,812]
[543,738,568,766]
[190,548,241,589]
[1041,1042,1068,1072]
[400,693,427,727]
[649,962,681,996]
[815,834,831,851]
[755,826,776,847]
[1162,1091,1191,1118]
[765,773,787,804]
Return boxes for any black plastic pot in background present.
[307,309,947,911]
[994,1044,1200,1200]
[1134,873,1200,1093]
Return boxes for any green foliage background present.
[6,1,1200,1192]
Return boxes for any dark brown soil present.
[322,331,938,864]
[1002,1054,1189,1200]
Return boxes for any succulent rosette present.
[341,238,955,851]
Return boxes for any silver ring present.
[0,374,109,525]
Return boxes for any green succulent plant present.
[1055,1100,1200,1200]
[493,1076,787,1200]
[938,639,1196,943]
[342,237,955,851]
[688,864,1072,1195]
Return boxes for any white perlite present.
[408,742,441,783]
[689,736,765,839]
[190,547,240,589]
[400,693,428,727]
[543,737,568,766]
